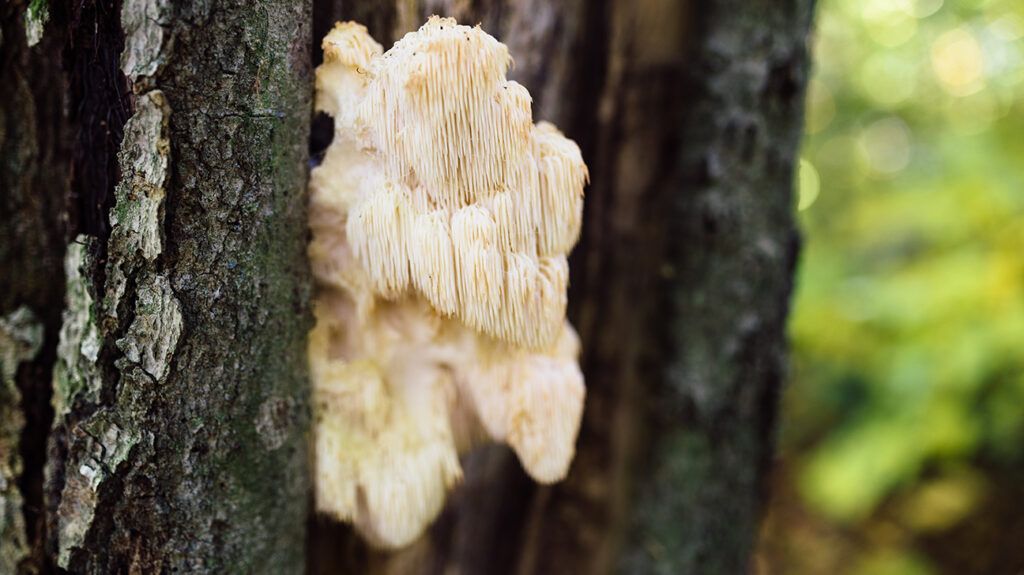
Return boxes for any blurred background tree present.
[757,0,1024,573]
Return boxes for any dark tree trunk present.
[2,0,812,572]
[308,1,813,574]
[1,2,71,571]
[2,0,313,572]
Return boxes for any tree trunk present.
[308,1,813,574]
[2,0,312,572]
[2,0,812,572]
[1,2,72,571]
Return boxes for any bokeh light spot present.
[857,116,913,176]
[931,27,986,96]
[863,0,919,47]
[913,0,944,19]
[798,158,822,211]
[859,52,919,107]
[989,13,1023,41]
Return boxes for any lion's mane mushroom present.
[309,17,588,548]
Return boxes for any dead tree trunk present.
[2,1,312,572]
[308,1,813,574]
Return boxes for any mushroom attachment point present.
[309,17,588,548]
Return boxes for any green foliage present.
[776,0,1024,571]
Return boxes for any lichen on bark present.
[46,1,312,571]
[103,91,173,321]
[115,274,181,382]
[48,12,183,566]
[0,308,43,573]
[54,414,144,568]
[23,0,49,46]
[52,240,103,418]
[120,0,169,81]
[50,90,181,569]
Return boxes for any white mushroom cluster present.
[309,17,588,548]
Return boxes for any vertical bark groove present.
[65,0,132,239]
[1,2,70,571]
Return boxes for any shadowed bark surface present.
[1,3,69,572]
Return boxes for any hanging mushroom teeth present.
[308,17,588,549]
[332,15,587,349]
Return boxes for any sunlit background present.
[756,0,1024,572]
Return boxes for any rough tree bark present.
[2,0,812,572]
[1,3,71,571]
[2,0,312,572]
[308,1,813,574]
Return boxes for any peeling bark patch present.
[55,417,142,569]
[120,0,169,81]
[105,91,172,321]
[0,308,43,573]
[24,0,49,47]
[50,72,180,571]
[0,308,43,401]
[53,239,103,416]
[116,274,181,381]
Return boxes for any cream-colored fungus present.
[309,18,588,548]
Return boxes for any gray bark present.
[617,0,812,571]
[2,0,313,572]
[309,1,813,574]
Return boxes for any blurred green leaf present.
[775,0,1024,569]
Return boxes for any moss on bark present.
[43,1,313,572]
